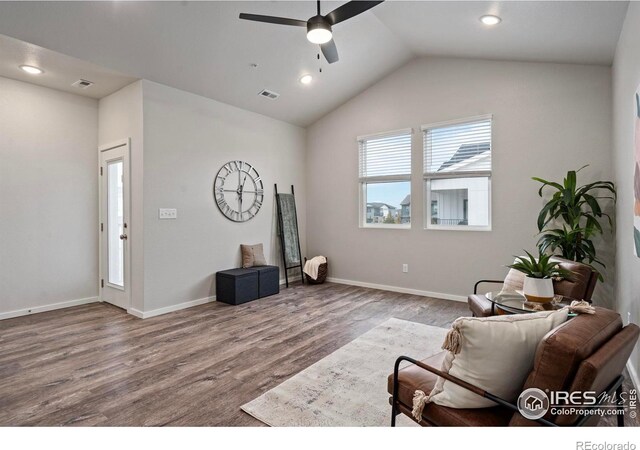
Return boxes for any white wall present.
[141,80,306,312]
[306,56,613,303]
[98,81,144,311]
[612,1,640,385]
[0,76,98,318]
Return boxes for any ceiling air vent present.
[72,79,94,89]
[258,89,279,100]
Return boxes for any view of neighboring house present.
[366,202,398,223]
[431,142,490,226]
[400,195,411,224]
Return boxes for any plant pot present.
[522,276,555,304]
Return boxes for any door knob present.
[120,234,128,240]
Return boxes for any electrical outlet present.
[402,264,409,273]
[159,208,177,219]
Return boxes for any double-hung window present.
[423,115,492,230]
[358,129,412,228]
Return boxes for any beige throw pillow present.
[502,267,525,293]
[500,257,528,293]
[427,309,568,409]
[240,243,267,268]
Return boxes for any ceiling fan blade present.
[321,39,339,64]
[325,1,385,25]
[239,13,307,27]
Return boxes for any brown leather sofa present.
[468,258,599,317]
[388,307,639,427]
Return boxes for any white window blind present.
[423,116,492,178]
[359,130,412,181]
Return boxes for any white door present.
[99,141,130,310]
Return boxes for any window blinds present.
[423,117,492,178]
[358,130,412,181]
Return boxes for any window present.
[358,129,412,227]
[423,115,492,230]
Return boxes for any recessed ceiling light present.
[299,74,313,85]
[19,65,44,75]
[480,15,502,26]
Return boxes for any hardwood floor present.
[0,282,467,426]
[0,282,635,426]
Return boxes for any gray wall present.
[141,80,307,312]
[306,56,613,302]
[0,76,98,317]
[612,1,640,384]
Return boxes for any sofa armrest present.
[473,279,504,294]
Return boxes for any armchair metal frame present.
[391,355,625,427]
[473,280,504,295]
[472,280,504,316]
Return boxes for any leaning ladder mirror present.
[275,184,304,287]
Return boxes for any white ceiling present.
[375,1,629,65]
[0,1,629,127]
[0,34,137,99]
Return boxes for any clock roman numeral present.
[226,160,243,172]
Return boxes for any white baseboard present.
[127,274,302,320]
[325,277,467,303]
[0,296,100,321]
[627,361,639,390]
[127,295,216,319]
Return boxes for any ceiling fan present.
[239,1,385,64]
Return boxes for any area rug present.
[241,318,449,426]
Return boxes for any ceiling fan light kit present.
[306,16,332,44]
[239,1,385,64]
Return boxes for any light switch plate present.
[159,208,177,219]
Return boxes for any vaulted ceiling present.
[0,1,629,127]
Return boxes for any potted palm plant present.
[533,166,616,280]
[508,250,574,303]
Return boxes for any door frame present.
[98,138,131,309]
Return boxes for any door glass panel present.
[107,160,124,287]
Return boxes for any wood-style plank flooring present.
[0,282,635,426]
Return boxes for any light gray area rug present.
[241,318,449,426]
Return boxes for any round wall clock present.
[214,160,264,222]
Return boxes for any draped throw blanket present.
[303,255,327,280]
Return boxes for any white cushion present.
[428,309,569,408]
[502,268,525,293]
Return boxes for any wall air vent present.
[258,89,279,100]
[72,79,94,89]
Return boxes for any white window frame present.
[422,114,493,232]
[358,128,413,229]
